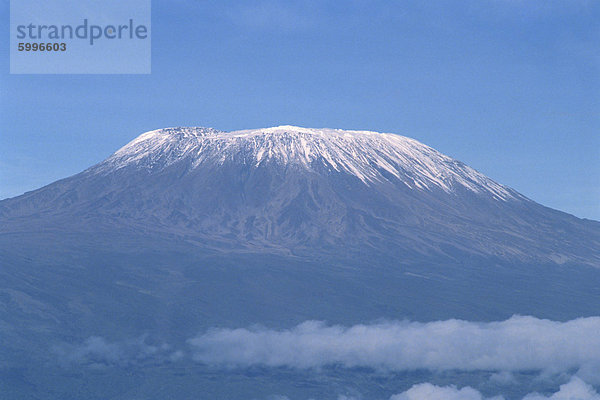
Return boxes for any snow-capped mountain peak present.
[97,126,516,200]
[2,125,597,266]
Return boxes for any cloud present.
[52,335,177,367]
[262,377,600,400]
[523,377,600,399]
[391,377,600,400]
[51,319,600,400]
[490,371,517,385]
[187,316,600,373]
[575,361,600,386]
[390,382,502,400]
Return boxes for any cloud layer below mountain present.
[358,376,600,400]
[266,377,600,400]
[188,315,600,373]
[54,316,600,398]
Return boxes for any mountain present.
[1,126,599,399]
[1,126,598,265]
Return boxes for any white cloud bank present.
[271,377,600,400]
[188,315,600,373]
[391,383,502,400]
[392,377,600,400]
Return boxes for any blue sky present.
[1,0,598,219]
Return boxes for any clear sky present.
[1,0,598,220]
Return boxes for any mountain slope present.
[1,126,598,265]
[2,126,600,400]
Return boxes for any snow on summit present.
[97,125,516,200]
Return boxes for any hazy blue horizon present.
[1,0,598,220]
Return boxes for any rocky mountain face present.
[1,126,598,265]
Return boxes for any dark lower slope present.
[1,229,599,367]
[1,158,598,266]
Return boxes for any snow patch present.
[94,125,517,200]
